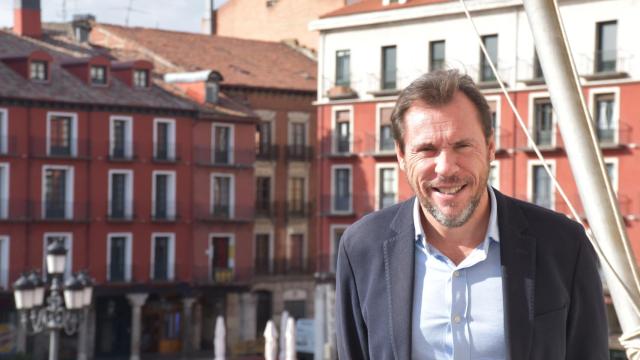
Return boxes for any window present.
[429,40,445,72]
[596,21,617,73]
[90,65,107,85]
[43,234,72,278]
[335,50,351,87]
[480,35,498,82]
[255,291,273,337]
[107,234,131,282]
[47,113,76,157]
[211,174,234,218]
[108,170,133,220]
[288,177,305,215]
[133,69,149,88]
[289,121,307,158]
[213,124,233,164]
[377,166,396,209]
[594,93,615,143]
[0,164,8,219]
[331,226,347,272]
[255,177,272,216]
[378,106,394,152]
[30,60,48,81]
[489,163,500,190]
[110,116,133,160]
[605,159,618,191]
[256,121,272,158]
[205,81,220,103]
[43,166,74,219]
[151,234,175,281]
[288,233,304,272]
[152,171,176,220]
[0,109,8,154]
[332,166,352,213]
[334,109,351,153]
[531,164,553,209]
[381,46,397,90]
[0,236,8,289]
[533,98,553,147]
[154,119,176,161]
[210,234,234,282]
[533,51,544,80]
[254,234,271,273]
[487,97,500,149]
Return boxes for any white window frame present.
[0,163,9,219]
[0,236,9,289]
[109,115,133,158]
[330,225,348,273]
[150,232,175,281]
[108,169,134,219]
[153,118,176,159]
[528,92,556,148]
[212,123,235,164]
[485,95,502,150]
[151,170,176,219]
[331,105,354,154]
[209,233,236,279]
[375,163,398,210]
[331,164,353,214]
[42,165,74,219]
[588,87,620,144]
[375,102,395,153]
[253,231,274,273]
[43,233,73,279]
[210,173,235,218]
[604,157,618,192]
[0,108,8,154]
[46,112,78,156]
[527,159,556,210]
[489,161,500,191]
[106,233,133,282]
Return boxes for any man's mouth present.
[432,184,466,195]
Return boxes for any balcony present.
[193,146,254,168]
[108,141,137,162]
[286,145,313,161]
[150,262,176,282]
[191,266,243,285]
[150,201,179,222]
[322,135,359,157]
[251,259,314,278]
[194,203,253,223]
[30,137,90,159]
[256,144,279,161]
[255,201,277,218]
[0,198,29,222]
[286,201,311,218]
[320,194,375,216]
[31,201,89,222]
[0,136,18,157]
[596,122,632,149]
[580,50,631,81]
[106,201,135,222]
[152,142,180,163]
[363,133,395,155]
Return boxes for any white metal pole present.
[522,0,640,357]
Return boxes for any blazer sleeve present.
[336,235,369,360]
[566,232,609,360]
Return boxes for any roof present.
[320,0,451,18]
[93,24,317,93]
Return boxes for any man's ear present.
[396,142,405,171]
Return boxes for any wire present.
[458,0,640,317]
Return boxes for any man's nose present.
[434,149,459,176]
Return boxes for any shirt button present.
[453,270,460,277]
[453,315,461,323]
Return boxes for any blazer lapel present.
[383,199,416,360]
[495,190,536,360]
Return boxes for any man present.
[335,70,608,360]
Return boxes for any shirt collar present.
[413,186,500,248]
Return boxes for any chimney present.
[201,0,217,35]
[14,0,42,38]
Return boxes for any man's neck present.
[421,190,491,265]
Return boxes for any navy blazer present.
[336,189,608,360]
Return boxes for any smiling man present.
[335,70,608,360]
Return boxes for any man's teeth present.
[435,185,463,194]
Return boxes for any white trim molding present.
[331,105,354,154]
[46,111,78,157]
[527,159,556,210]
[150,232,176,281]
[331,164,353,214]
[106,233,133,282]
[374,162,399,210]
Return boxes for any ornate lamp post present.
[12,239,94,360]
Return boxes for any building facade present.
[311,0,639,355]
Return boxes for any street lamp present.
[12,239,94,360]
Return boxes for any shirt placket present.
[451,266,470,360]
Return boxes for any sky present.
[1,0,228,33]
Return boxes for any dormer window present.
[133,69,149,88]
[90,65,107,85]
[205,82,219,103]
[30,60,48,81]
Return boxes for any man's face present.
[396,91,495,228]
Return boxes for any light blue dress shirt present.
[411,187,506,360]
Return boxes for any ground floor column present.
[126,293,148,360]
[181,297,196,358]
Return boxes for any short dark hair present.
[390,69,493,151]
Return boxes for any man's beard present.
[420,169,489,228]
